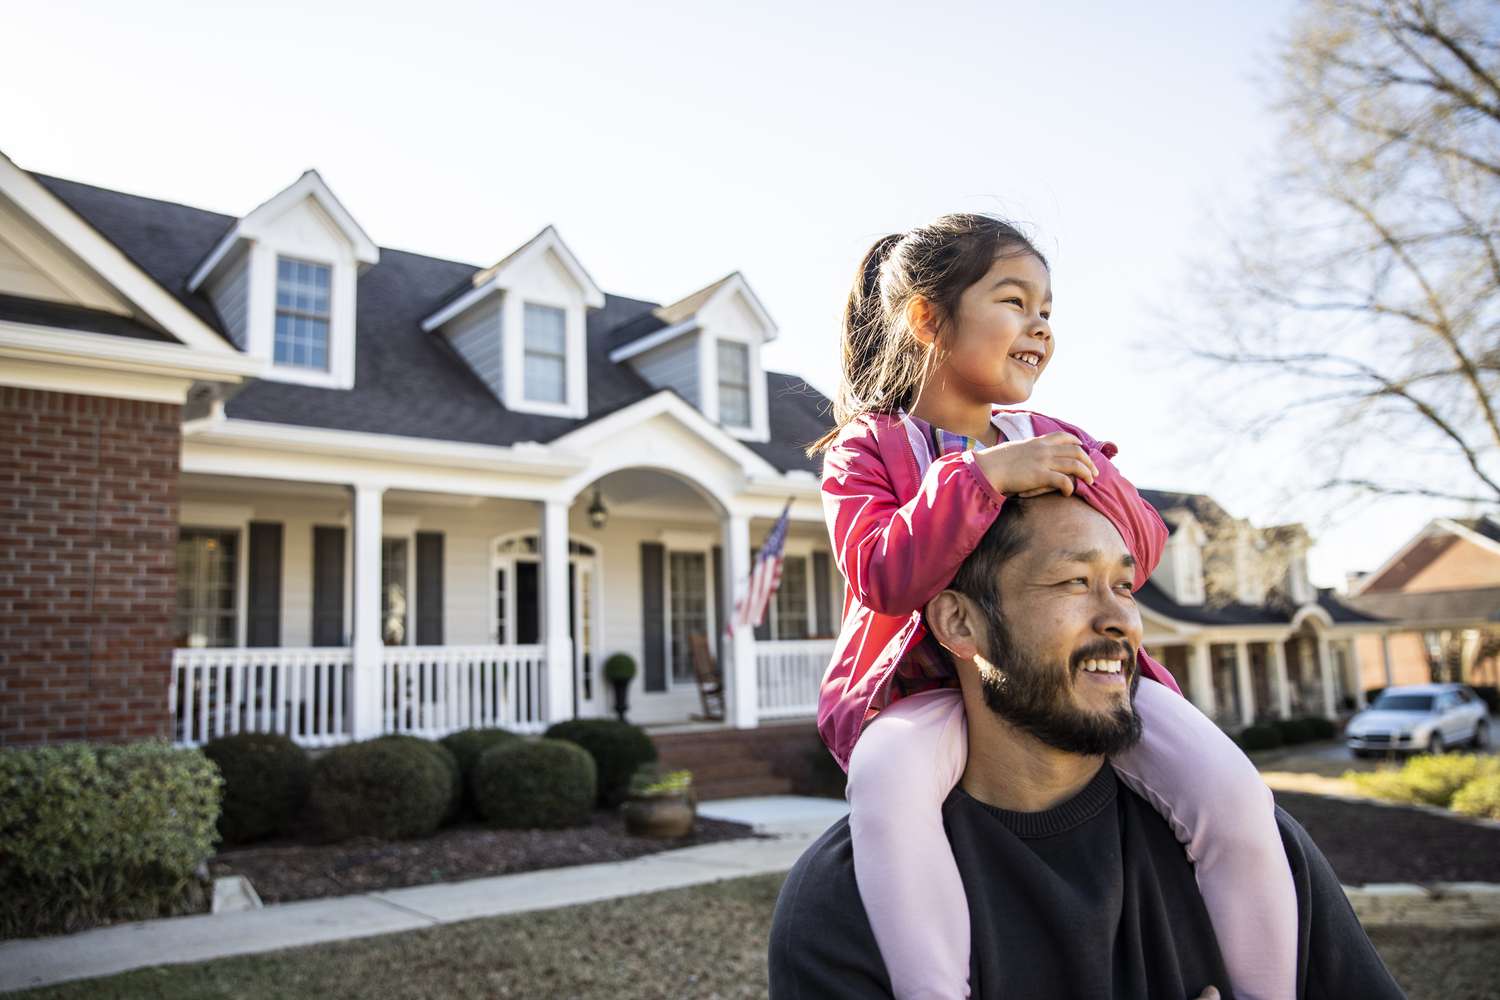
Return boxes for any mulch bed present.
[210,812,759,904]
[1275,791,1500,885]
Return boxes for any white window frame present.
[177,502,255,649]
[521,301,569,406]
[663,544,718,689]
[175,524,246,649]
[272,255,334,373]
[701,333,769,442]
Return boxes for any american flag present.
[731,500,793,633]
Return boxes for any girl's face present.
[937,252,1053,406]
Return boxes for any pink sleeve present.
[821,419,1005,616]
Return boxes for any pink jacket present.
[817,408,1180,769]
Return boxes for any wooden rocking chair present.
[688,634,726,721]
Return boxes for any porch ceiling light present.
[588,488,609,529]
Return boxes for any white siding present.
[630,332,700,406]
[208,256,251,349]
[445,297,504,400]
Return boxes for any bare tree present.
[1188,0,1500,507]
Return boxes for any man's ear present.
[926,590,981,661]
[905,295,941,348]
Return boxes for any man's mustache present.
[1068,639,1136,677]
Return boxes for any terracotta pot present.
[622,793,695,838]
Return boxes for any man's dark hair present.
[948,497,1034,627]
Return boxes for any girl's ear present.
[926,590,980,661]
[905,295,941,348]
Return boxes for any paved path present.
[0,797,849,994]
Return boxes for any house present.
[0,155,1383,752]
[1129,491,1385,726]
[1345,516,1500,692]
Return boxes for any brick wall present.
[0,386,181,745]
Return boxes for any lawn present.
[7,874,1489,1000]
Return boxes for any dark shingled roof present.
[1317,588,1387,624]
[1138,489,1235,532]
[34,173,828,474]
[1135,580,1288,625]
[0,293,175,343]
[1346,587,1500,626]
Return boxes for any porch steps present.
[650,722,818,801]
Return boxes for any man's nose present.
[1093,590,1142,645]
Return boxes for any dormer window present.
[274,257,331,370]
[717,340,751,428]
[523,303,567,404]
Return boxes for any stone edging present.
[1344,882,1500,927]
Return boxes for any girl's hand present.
[974,432,1099,498]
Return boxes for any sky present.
[5,0,1479,588]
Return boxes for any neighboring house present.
[1132,491,1386,727]
[1345,516,1500,693]
[0,155,1383,750]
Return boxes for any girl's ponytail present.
[806,214,1046,457]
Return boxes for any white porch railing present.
[382,644,547,737]
[756,639,834,720]
[171,647,354,747]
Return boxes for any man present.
[769,494,1404,999]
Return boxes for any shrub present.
[603,653,637,684]
[376,735,462,823]
[202,733,310,845]
[309,739,449,842]
[0,742,220,938]
[1301,716,1339,740]
[1238,723,1284,752]
[1472,685,1500,716]
[440,728,522,812]
[543,719,657,806]
[1272,718,1315,745]
[1345,754,1500,808]
[472,739,596,829]
[1451,774,1500,819]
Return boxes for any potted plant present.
[603,653,636,722]
[621,766,696,838]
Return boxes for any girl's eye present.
[1001,297,1024,308]
[1041,311,1052,321]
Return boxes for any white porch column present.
[1381,632,1395,686]
[1348,639,1368,708]
[1316,635,1337,719]
[351,481,385,739]
[1234,639,1256,727]
[1187,640,1215,719]
[1271,640,1292,719]
[541,499,574,723]
[725,512,759,729]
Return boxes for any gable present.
[0,194,133,314]
[258,196,357,267]
[1400,536,1500,594]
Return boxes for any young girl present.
[811,214,1296,1000]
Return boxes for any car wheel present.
[1426,732,1444,756]
[1351,749,1373,759]
[1473,720,1490,750]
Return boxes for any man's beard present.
[975,600,1143,757]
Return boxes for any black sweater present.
[769,765,1404,999]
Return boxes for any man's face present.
[971,496,1146,756]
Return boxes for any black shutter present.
[415,531,444,646]
[812,550,833,639]
[247,522,283,647]
[312,526,346,646]
[753,547,772,641]
[641,542,666,692]
[712,545,725,671]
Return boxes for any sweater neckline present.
[954,761,1118,839]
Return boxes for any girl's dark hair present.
[808,213,1046,455]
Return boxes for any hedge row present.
[1236,716,1339,752]
[1345,754,1500,817]
[0,743,221,939]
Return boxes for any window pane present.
[274,256,332,371]
[669,552,708,684]
[176,529,238,648]
[524,354,566,403]
[523,303,566,354]
[382,539,408,645]
[717,341,751,427]
[775,556,809,640]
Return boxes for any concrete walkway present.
[0,796,850,994]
